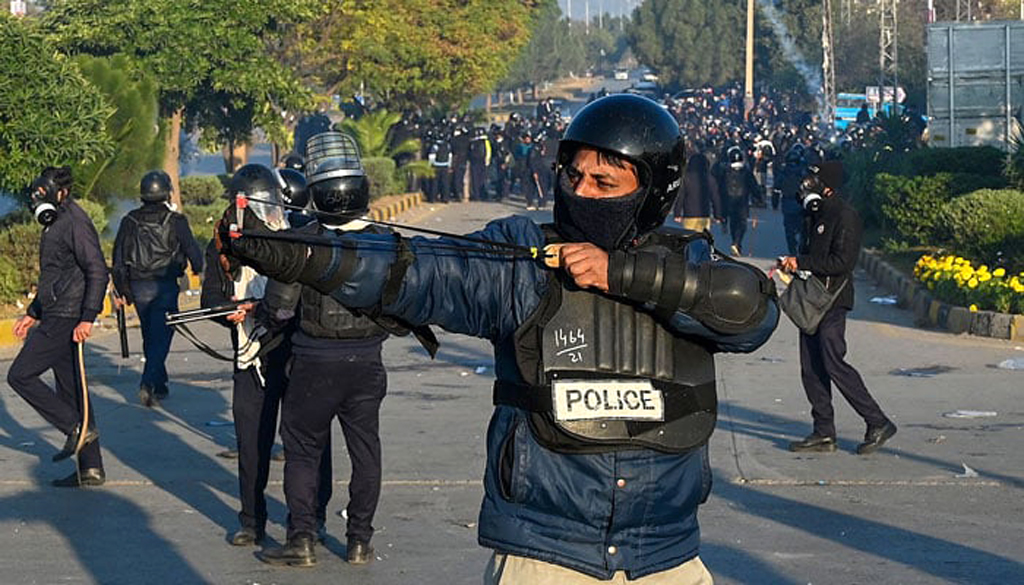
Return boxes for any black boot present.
[347,538,374,565]
[788,433,837,453]
[52,467,105,488]
[229,525,265,546]
[856,421,897,455]
[258,533,316,567]
[52,423,98,462]
[138,384,157,408]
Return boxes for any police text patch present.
[552,380,664,422]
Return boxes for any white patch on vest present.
[816,223,826,234]
[552,380,664,422]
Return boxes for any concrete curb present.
[859,249,1024,341]
[369,192,424,222]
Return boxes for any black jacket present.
[673,152,718,219]
[112,202,203,297]
[797,196,862,309]
[27,199,109,323]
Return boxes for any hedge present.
[0,222,41,305]
[876,172,1009,246]
[181,202,226,247]
[363,157,397,201]
[934,189,1024,269]
[180,175,229,206]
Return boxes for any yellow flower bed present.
[914,254,1024,315]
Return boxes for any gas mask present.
[797,175,825,213]
[27,175,62,226]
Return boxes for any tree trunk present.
[222,141,250,174]
[163,107,183,209]
[486,93,492,115]
[531,84,538,101]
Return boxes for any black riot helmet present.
[139,170,172,203]
[554,94,685,249]
[281,153,304,172]
[227,164,289,229]
[304,132,370,223]
[276,168,309,209]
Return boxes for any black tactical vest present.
[494,232,717,454]
[299,284,387,340]
[123,208,185,280]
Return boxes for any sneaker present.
[856,421,897,455]
[730,244,742,256]
[788,433,837,453]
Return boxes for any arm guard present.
[607,249,775,336]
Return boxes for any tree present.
[0,14,112,196]
[43,0,320,205]
[502,0,587,96]
[73,54,165,204]
[282,0,536,108]
[627,0,745,89]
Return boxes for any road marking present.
[732,477,1001,487]
[0,478,483,488]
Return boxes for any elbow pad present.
[608,250,775,335]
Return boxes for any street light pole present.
[745,0,755,117]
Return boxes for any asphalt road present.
[0,198,1021,584]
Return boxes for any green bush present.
[0,255,23,305]
[907,146,1006,178]
[876,173,955,246]
[935,189,1024,262]
[75,197,109,235]
[180,175,228,206]
[363,157,397,201]
[0,222,41,303]
[181,202,225,247]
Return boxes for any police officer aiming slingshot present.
[217,94,779,583]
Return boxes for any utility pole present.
[586,0,590,34]
[956,0,970,21]
[599,0,603,30]
[744,0,755,117]
[567,0,572,24]
[879,0,899,113]
[823,0,837,127]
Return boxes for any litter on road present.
[943,410,998,418]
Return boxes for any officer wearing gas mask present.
[112,170,203,407]
[716,146,758,256]
[256,132,396,568]
[778,162,897,455]
[220,95,778,583]
[8,166,109,487]
[200,164,296,546]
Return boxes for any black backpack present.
[123,209,184,280]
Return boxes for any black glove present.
[217,205,309,283]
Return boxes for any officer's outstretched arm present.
[226,214,544,341]
[606,244,778,352]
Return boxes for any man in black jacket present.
[112,171,203,407]
[778,162,897,455]
[8,166,109,487]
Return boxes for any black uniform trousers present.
[470,161,488,201]
[799,306,889,438]
[280,355,386,542]
[431,167,452,203]
[7,317,103,470]
[451,156,468,201]
[130,278,179,390]
[724,196,749,250]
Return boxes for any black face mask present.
[553,171,645,251]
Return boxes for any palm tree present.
[338,110,432,179]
